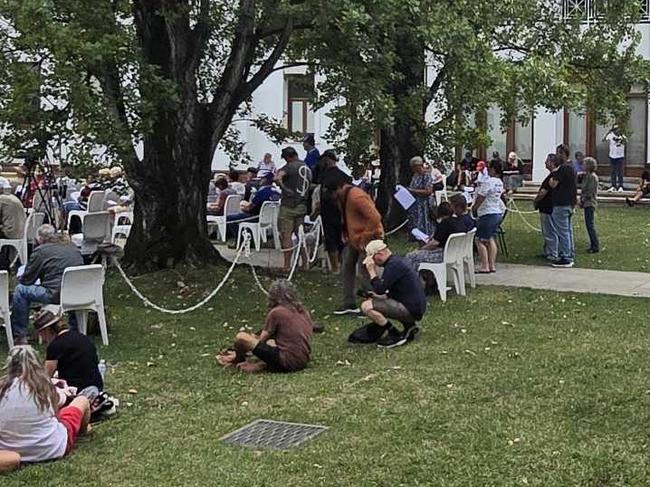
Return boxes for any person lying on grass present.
[0,346,92,474]
[216,279,313,373]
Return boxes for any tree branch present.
[424,62,447,107]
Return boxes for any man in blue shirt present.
[226,173,279,237]
[356,240,427,349]
[302,133,320,171]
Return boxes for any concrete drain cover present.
[221,419,327,450]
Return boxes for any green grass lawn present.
[3,261,650,486]
[389,202,650,272]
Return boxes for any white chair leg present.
[252,228,261,251]
[453,265,466,296]
[430,266,447,302]
[97,307,109,346]
[236,225,245,249]
[465,258,476,288]
[3,310,13,350]
[76,310,89,335]
[19,241,28,267]
[218,221,227,242]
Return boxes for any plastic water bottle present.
[98,359,107,380]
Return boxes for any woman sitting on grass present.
[0,346,92,473]
[216,280,313,373]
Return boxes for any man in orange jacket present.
[324,178,384,314]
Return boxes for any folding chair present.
[236,201,280,251]
[0,211,45,266]
[418,232,467,302]
[60,265,109,346]
[0,271,13,350]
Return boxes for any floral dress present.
[408,172,434,235]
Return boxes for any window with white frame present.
[286,74,315,135]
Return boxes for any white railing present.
[562,0,650,23]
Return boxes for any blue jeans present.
[539,212,557,260]
[584,206,599,251]
[551,206,574,261]
[11,284,78,340]
[609,157,624,189]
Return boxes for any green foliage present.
[293,0,650,165]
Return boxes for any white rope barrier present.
[113,233,250,314]
[385,218,409,236]
[507,200,542,233]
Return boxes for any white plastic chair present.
[60,265,109,346]
[236,201,280,251]
[111,224,132,245]
[462,228,477,289]
[67,190,105,230]
[0,212,45,266]
[418,232,467,302]
[114,212,133,226]
[71,211,111,255]
[435,178,448,205]
[102,190,120,210]
[208,194,242,242]
[0,271,12,350]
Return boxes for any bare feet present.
[236,361,267,374]
[216,350,237,366]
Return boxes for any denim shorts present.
[476,213,502,241]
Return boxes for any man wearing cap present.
[356,240,427,348]
[327,177,383,315]
[316,150,350,273]
[276,147,312,272]
[226,172,280,236]
[35,305,104,393]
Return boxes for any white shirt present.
[430,168,443,184]
[606,132,625,159]
[257,160,276,177]
[476,176,504,217]
[229,181,246,196]
[0,380,67,462]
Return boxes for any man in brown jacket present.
[325,179,383,314]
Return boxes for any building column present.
[532,108,563,182]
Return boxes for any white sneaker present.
[618,187,624,192]
[607,187,616,192]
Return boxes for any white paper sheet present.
[411,228,429,242]
[394,185,416,210]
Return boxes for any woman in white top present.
[0,346,91,472]
[471,160,505,273]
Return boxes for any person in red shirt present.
[216,280,313,373]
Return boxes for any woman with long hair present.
[0,346,91,472]
[216,280,313,373]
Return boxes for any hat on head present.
[363,239,388,265]
[247,166,259,174]
[34,305,63,332]
[508,152,517,160]
[109,166,123,178]
[261,172,274,183]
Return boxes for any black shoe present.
[403,324,421,342]
[348,323,387,343]
[334,305,360,315]
[551,258,574,268]
[586,248,599,254]
[377,326,407,349]
[625,197,635,207]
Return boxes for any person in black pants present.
[355,240,427,349]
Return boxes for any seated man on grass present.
[216,280,313,373]
[350,240,427,349]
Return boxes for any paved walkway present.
[475,263,650,298]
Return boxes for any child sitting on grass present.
[216,280,313,373]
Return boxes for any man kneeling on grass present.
[350,240,427,348]
[217,280,313,373]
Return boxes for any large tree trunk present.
[123,0,219,270]
[376,31,426,229]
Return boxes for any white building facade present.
[216,4,650,183]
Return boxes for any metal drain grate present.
[221,419,328,450]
